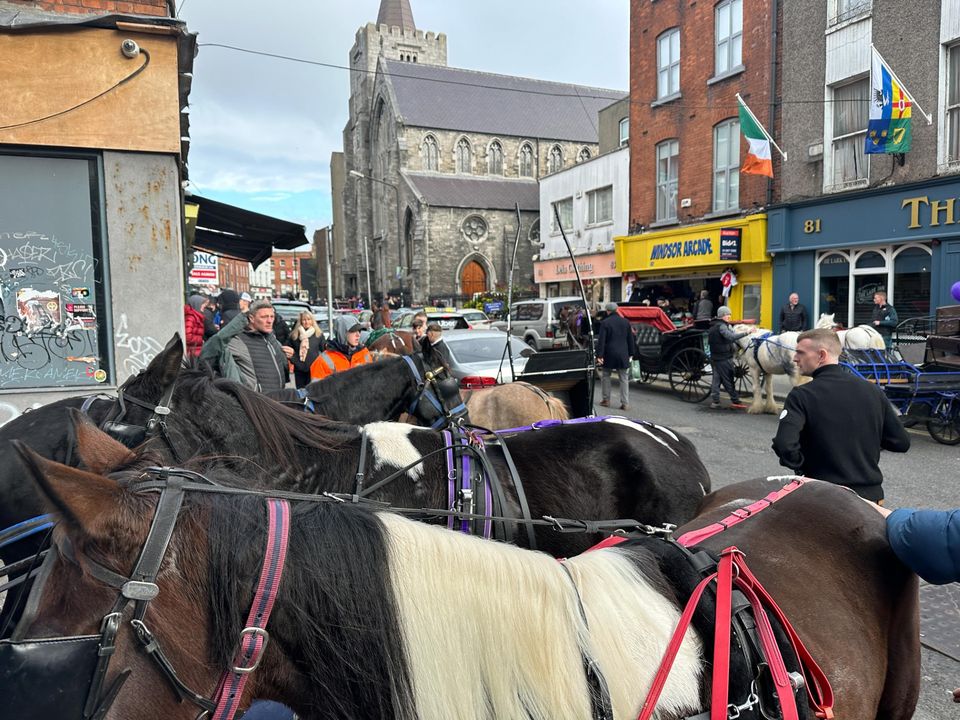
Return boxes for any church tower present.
[342,0,446,299]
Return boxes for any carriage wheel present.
[733,358,754,398]
[927,414,960,445]
[668,348,711,403]
[636,368,655,384]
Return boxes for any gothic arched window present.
[548,145,564,174]
[519,142,534,178]
[422,135,439,171]
[577,147,592,163]
[456,137,472,174]
[488,140,504,175]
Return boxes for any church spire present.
[377,0,416,33]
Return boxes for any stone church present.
[335,0,624,303]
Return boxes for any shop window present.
[894,246,932,319]
[818,252,850,321]
[713,119,740,212]
[656,139,680,222]
[715,0,742,76]
[830,78,869,188]
[0,152,111,390]
[657,28,680,99]
[741,284,761,324]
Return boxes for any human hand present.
[282,345,294,359]
[862,496,893,517]
[597,357,604,366]
[873,320,880,326]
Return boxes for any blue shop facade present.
[768,175,960,329]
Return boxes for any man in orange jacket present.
[310,313,374,380]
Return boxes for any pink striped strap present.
[674,477,808,547]
[212,498,291,720]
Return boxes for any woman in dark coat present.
[285,311,325,389]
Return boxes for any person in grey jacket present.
[694,290,713,329]
[708,306,750,409]
[200,300,293,392]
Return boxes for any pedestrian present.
[772,328,910,502]
[286,311,324,389]
[309,314,374,380]
[707,306,750,410]
[694,290,713,329]
[596,302,633,411]
[778,292,808,333]
[217,289,242,328]
[239,291,253,313]
[183,301,207,358]
[871,291,899,349]
[200,299,293,392]
[187,293,219,340]
[425,321,453,364]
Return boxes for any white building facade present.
[536,147,630,307]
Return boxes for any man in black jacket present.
[778,292,808,332]
[596,302,634,410]
[708,306,750,409]
[772,328,910,502]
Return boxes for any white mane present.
[816,314,885,350]
[380,513,703,720]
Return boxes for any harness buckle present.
[727,692,759,720]
[153,405,171,416]
[121,580,159,602]
[231,627,270,674]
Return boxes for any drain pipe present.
[767,0,779,207]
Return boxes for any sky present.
[176,0,630,245]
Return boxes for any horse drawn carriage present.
[621,306,717,402]
[841,305,960,445]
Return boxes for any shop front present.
[767,176,960,330]
[534,251,620,309]
[615,214,772,327]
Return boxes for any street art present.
[115,313,163,377]
[0,231,104,390]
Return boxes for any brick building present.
[336,0,623,304]
[217,256,251,295]
[616,0,780,327]
[270,249,309,300]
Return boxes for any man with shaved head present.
[772,328,910,503]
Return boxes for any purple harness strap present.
[443,430,456,531]
[442,429,493,539]
[492,415,622,435]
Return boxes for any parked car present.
[270,298,313,331]
[459,309,493,330]
[394,310,470,331]
[439,329,534,388]
[491,296,586,351]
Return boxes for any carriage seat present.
[924,335,960,370]
[631,323,663,364]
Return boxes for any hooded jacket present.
[218,290,241,327]
[309,314,373,380]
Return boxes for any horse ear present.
[143,334,184,387]
[68,407,136,474]
[11,440,124,537]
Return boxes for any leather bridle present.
[0,469,291,720]
[98,372,181,461]
[401,355,469,429]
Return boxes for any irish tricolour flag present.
[737,95,775,178]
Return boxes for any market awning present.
[185,194,308,268]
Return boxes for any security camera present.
[121,39,140,59]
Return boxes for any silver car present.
[438,329,533,387]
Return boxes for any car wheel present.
[526,337,538,351]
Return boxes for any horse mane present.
[207,494,417,718]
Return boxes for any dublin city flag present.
[737,97,774,177]
[866,47,912,154]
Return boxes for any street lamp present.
[350,169,403,306]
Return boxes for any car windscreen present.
[430,315,469,330]
[445,336,530,363]
[273,305,310,323]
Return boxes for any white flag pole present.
[871,44,933,125]
[736,93,788,161]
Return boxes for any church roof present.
[382,59,625,143]
[377,0,415,32]
[403,172,539,211]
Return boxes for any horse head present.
[816,313,838,329]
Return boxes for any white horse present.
[816,314,886,350]
[732,325,805,414]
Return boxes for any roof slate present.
[376,0,415,32]
[403,172,539,211]
[382,59,625,143]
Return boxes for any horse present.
[460,381,569,429]
[731,326,805,415]
[5,441,920,720]
[366,329,417,357]
[1,337,710,561]
[815,314,886,350]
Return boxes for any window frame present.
[518,142,535,178]
[657,28,681,100]
[714,0,743,77]
[548,145,564,174]
[827,77,870,191]
[947,42,960,166]
[422,134,439,171]
[586,186,614,227]
[550,197,574,234]
[655,139,680,222]
[455,137,472,174]
[712,118,741,213]
[619,117,630,146]
[487,139,504,175]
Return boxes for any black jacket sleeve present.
[879,391,911,453]
[799,305,808,330]
[772,391,806,470]
[778,305,786,332]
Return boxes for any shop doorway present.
[628,277,724,322]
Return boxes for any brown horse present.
[4,437,920,720]
[367,330,417,357]
[461,381,569,429]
